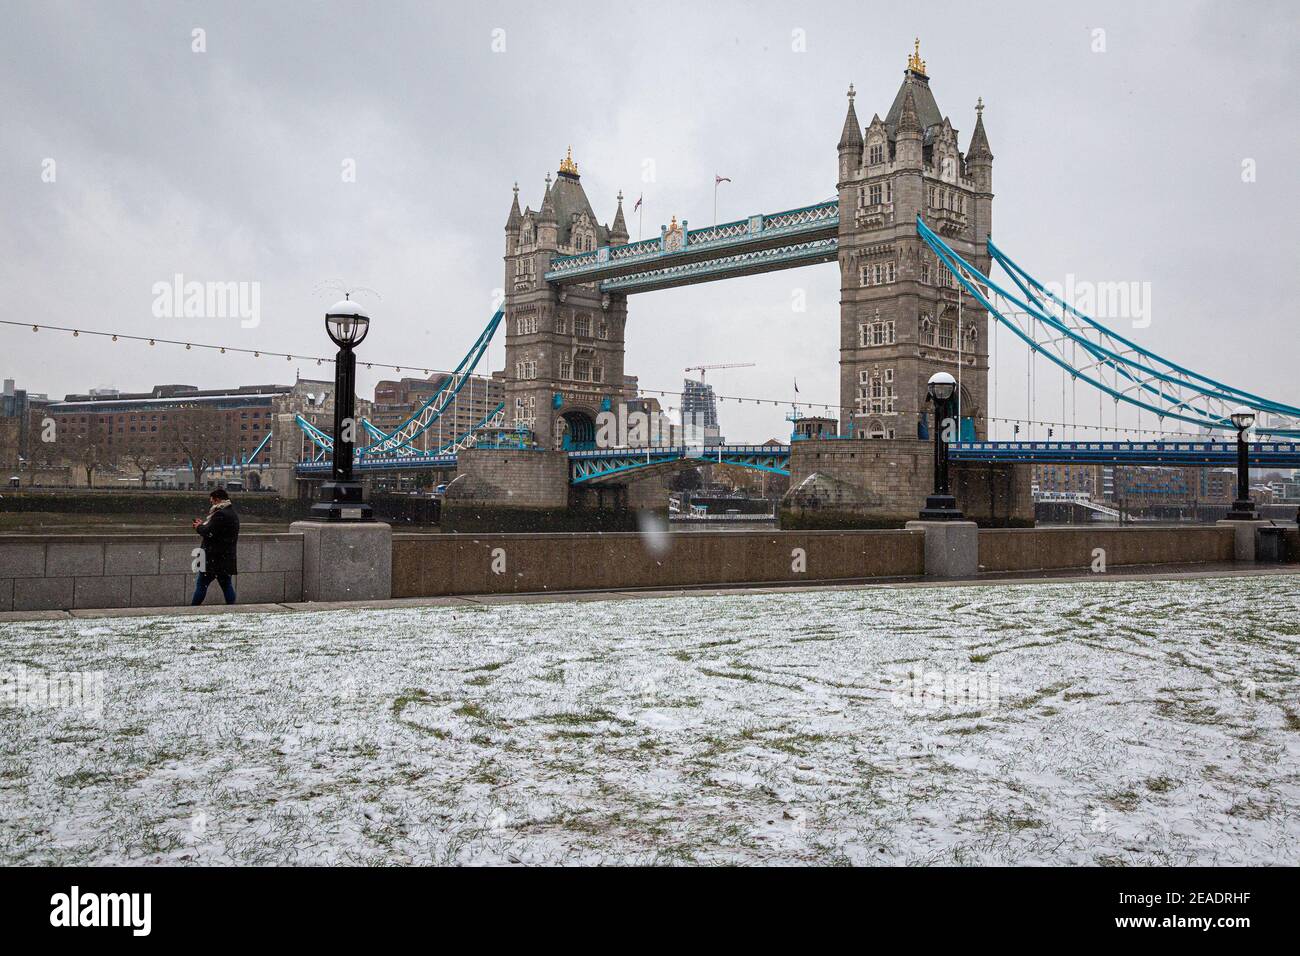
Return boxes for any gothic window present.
[869,184,883,206]
[556,315,568,335]
[560,360,571,380]
[597,318,608,340]
[573,359,590,381]
[939,319,955,349]
[574,313,592,338]
[921,314,936,346]
[869,143,884,165]
[859,324,870,347]
[885,261,896,283]
[592,365,603,383]
[920,259,932,284]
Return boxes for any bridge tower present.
[835,41,993,441]
[502,149,633,450]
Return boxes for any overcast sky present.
[2,0,1297,442]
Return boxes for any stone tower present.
[503,149,632,449]
[835,41,993,441]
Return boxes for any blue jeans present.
[191,572,236,606]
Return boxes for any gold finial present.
[907,37,927,75]
[847,82,855,100]
[669,214,678,229]
[976,96,984,116]
[559,145,579,176]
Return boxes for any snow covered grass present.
[2,575,1298,865]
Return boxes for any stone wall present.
[392,529,925,597]
[978,526,1235,573]
[783,437,1032,527]
[0,534,303,611]
[445,448,570,509]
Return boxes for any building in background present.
[682,377,723,446]
[0,379,53,477]
[370,372,505,452]
[1032,463,1104,497]
[6,376,370,490]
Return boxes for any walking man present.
[191,487,239,605]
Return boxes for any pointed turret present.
[609,190,629,245]
[536,172,558,248]
[968,97,993,161]
[505,182,522,233]
[895,88,923,169]
[897,88,921,135]
[837,83,864,182]
[838,83,863,150]
[539,173,556,222]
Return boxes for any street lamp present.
[919,371,964,521]
[310,297,374,521]
[1225,405,1257,520]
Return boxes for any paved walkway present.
[1,561,1296,622]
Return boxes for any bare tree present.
[121,430,159,487]
[165,407,237,488]
[65,415,114,488]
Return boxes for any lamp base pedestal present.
[918,495,964,522]
[905,519,979,577]
[310,481,373,522]
[1216,517,1270,562]
[290,520,392,602]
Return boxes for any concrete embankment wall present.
[0,534,304,611]
[392,529,926,597]
[978,526,1235,573]
[1,525,1290,611]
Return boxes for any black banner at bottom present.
[0,865,1287,941]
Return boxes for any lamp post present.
[311,297,374,521]
[1225,405,1257,520]
[919,371,964,521]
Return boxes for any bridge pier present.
[781,437,1032,528]
[441,446,664,531]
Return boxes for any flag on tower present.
[794,378,800,394]
[633,194,643,212]
[715,175,732,185]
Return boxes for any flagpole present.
[714,180,718,226]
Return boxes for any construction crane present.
[684,362,755,382]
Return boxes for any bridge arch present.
[558,408,597,450]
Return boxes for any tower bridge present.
[295,41,1299,526]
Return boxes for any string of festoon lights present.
[5,319,1191,438]
[6,319,845,411]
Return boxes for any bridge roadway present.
[293,440,1300,480]
[949,440,1300,467]
[542,201,839,293]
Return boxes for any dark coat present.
[196,504,240,576]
